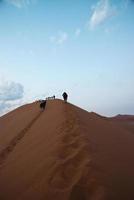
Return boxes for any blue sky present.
[0,0,134,116]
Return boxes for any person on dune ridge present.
[40,100,47,110]
[62,92,68,103]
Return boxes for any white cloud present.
[5,0,37,8]
[0,81,24,116]
[0,101,11,114]
[50,31,68,45]
[0,81,24,101]
[75,28,81,37]
[89,0,116,30]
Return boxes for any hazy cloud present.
[5,0,37,8]
[50,31,68,45]
[0,81,24,101]
[57,31,68,45]
[0,101,11,114]
[0,81,24,116]
[89,0,116,30]
[75,28,81,37]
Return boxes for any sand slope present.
[0,100,134,200]
[109,115,134,134]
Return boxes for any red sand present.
[0,99,134,200]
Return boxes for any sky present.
[0,0,134,116]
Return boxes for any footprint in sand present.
[47,108,91,194]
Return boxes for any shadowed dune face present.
[0,100,134,200]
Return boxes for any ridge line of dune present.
[44,103,91,199]
[0,110,43,168]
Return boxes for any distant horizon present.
[0,0,134,116]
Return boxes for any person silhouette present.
[62,92,68,102]
[40,100,47,110]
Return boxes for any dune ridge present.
[44,103,91,199]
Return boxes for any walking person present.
[62,92,68,103]
[40,100,47,110]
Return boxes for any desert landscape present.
[0,1,134,199]
[0,99,134,200]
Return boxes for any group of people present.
[40,92,68,110]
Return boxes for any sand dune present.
[109,114,134,134]
[0,100,134,200]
